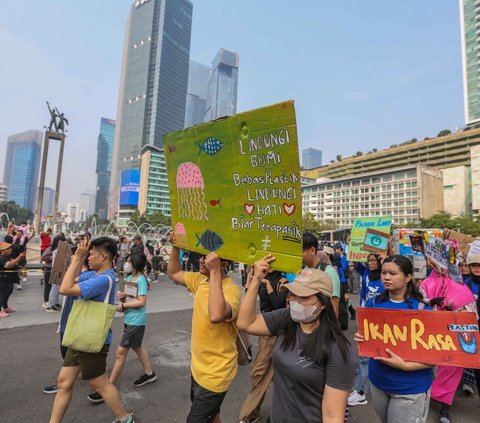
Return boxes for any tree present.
[437,129,451,137]
[372,148,378,153]
[336,154,342,162]
[355,151,363,156]
[0,201,34,223]
[404,211,480,237]
[318,219,339,231]
[303,213,321,234]
[129,209,171,227]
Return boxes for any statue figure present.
[55,107,69,133]
[46,101,58,131]
[45,102,69,133]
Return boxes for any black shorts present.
[120,324,145,349]
[187,376,227,423]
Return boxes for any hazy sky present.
[0,0,464,208]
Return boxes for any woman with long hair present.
[355,255,433,423]
[237,255,355,423]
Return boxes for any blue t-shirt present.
[366,296,433,395]
[360,268,385,307]
[465,276,479,299]
[123,274,148,326]
[78,269,116,345]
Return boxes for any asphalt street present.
[0,272,478,422]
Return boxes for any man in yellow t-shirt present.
[168,239,241,423]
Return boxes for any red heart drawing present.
[283,203,295,216]
[244,204,254,215]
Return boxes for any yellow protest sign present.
[164,101,302,273]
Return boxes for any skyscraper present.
[204,48,239,122]
[460,1,480,125]
[95,118,116,219]
[185,60,210,127]
[3,130,42,210]
[302,148,323,170]
[110,0,193,194]
[42,187,55,216]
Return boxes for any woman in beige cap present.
[237,255,355,423]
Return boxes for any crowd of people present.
[1,225,479,423]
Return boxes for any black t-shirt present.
[263,309,356,423]
[258,271,288,312]
[0,254,16,284]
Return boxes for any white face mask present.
[123,262,133,274]
[289,300,322,323]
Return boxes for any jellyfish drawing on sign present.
[174,222,188,247]
[176,162,208,221]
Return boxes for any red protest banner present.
[357,308,480,368]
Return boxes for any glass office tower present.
[460,0,480,125]
[110,0,193,193]
[204,48,239,122]
[3,130,42,210]
[95,118,116,219]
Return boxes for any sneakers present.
[348,390,368,406]
[2,307,16,313]
[16,283,22,290]
[440,407,451,423]
[53,304,61,311]
[0,310,10,318]
[45,306,60,313]
[112,414,134,423]
[462,383,475,394]
[42,302,49,308]
[239,419,260,423]
[133,372,157,387]
[87,391,104,404]
[22,277,27,282]
[43,384,57,394]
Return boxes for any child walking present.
[87,252,157,404]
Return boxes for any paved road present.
[0,272,478,422]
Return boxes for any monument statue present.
[45,101,69,133]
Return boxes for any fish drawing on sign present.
[195,229,224,252]
[196,137,224,156]
[209,198,222,208]
[176,162,208,221]
[458,332,478,354]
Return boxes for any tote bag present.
[62,275,116,353]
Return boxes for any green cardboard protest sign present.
[164,100,302,274]
[348,216,392,262]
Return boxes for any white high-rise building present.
[67,203,80,223]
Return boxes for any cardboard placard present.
[413,255,427,279]
[362,228,390,254]
[123,281,138,304]
[443,229,475,259]
[50,240,72,285]
[357,308,480,368]
[393,229,443,256]
[467,240,480,261]
[424,239,450,271]
[348,216,392,262]
[164,101,302,273]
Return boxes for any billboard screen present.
[119,169,140,207]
